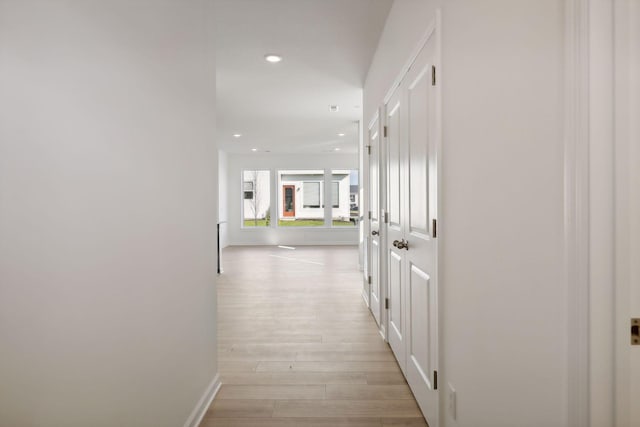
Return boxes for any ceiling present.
[215,0,393,154]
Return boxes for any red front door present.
[283,185,295,217]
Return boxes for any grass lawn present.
[278,219,324,227]
[243,219,356,227]
[243,219,269,227]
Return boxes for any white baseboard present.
[183,373,221,427]
[379,325,387,342]
[361,288,370,307]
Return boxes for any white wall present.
[226,153,359,246]
[0,2,218,427]
[365,1,567,426]
[219,150,229,249]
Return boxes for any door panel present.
[408,67,430,236]
[409,264,431,385]
[371,238,380,323]
[369,119,381,326]
[387,102,402,228]
[388,249,405,369]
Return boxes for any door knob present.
[397,239,409,250]
[372,230,379,236]
[393,240,400,248]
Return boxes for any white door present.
[403,37,439,427]
[386,86,406,372]
[385,28,440,426]
[368,117,381,326]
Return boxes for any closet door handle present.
[372,230,379,236]
[393,240,400,248]
[397,240,409,250]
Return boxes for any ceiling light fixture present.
[233,134,242,138]
[334,148,341,151]
[264,54,283,63]
[251,148,258,152]
[338,133,345,137]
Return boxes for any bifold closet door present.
[385,28,440,427]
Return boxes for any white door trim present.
[564,0,591,426]
[614,0,639,425]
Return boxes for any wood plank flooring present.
[200,245,427,427]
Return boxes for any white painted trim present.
[229,241,358,247]
[379,324,387,342]
[362,288,370,307]
[367,111,380,134]
[182,374,221,427]
[614,0,638,425]
[564,0,591,426]
[434,9,444,427]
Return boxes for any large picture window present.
[277,170,324,227]
[242,170,271,227]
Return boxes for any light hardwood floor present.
[200,245,427,427]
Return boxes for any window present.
[277,170,324,227]
[243,181,254,200]
[332,169,358,227]
[303,182,321,208]
[331,182,339,208]
[242,170,271,227]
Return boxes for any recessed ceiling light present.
[233,134,242,138]
[329,105,339,112]
[334,148,341,151]
[251,148,258,152]
[264,54,283,63]
[337,133,345,137]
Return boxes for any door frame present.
[613,0,640,425]
[565,0,638,426]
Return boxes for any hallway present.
[201,246,426,426]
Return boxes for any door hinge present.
[368,275,372,285]
[384,212,389,224]
[432,218,437,238]
[632,318,640,345]
[432,65,436,86]
[385,298,389,309]
[433,370,438,390]
[368,211,372,220]
[367,145,371,155]
[383,126,388,138]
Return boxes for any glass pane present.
[277,170,324,227]
[332,169,358,227]
[332,182,339,208]
[303,182,320,208]
[243,170,271,227]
